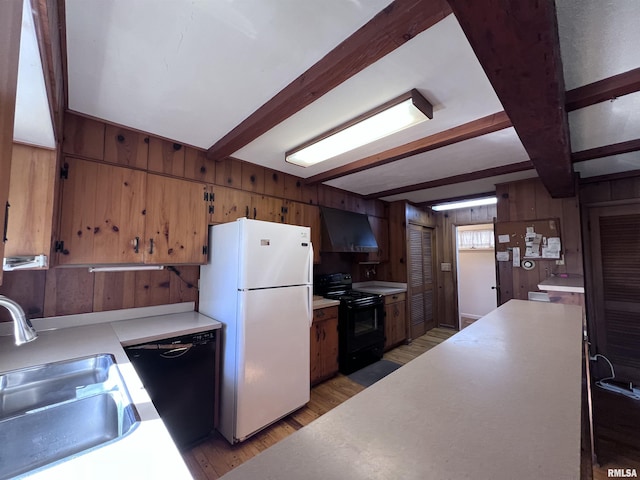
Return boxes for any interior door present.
[408,224,435,339]
[588,204,640,384]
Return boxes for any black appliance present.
[319,206,378,253]
[315,273,384,374]
[124,330,216,450]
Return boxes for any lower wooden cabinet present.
[310,306,339,385]
[384,293,406,351]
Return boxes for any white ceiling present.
[58,0,640,202]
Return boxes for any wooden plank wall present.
[496,177,583,303]
[434,204,496,328]
[0,112,388,321]
[0,267,199,323]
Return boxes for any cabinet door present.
[251,195,285,223]
[144,175,208,264]
[0,0,22,285]
[5,145,56,258]
[310,322,322,385]
[368,216,389,263]
[285,201,321,264]
[320,314,339,379]
[104,125,148,169]
[148,138,185,177]
[58,158,146,265]
[209,185,251,224]
[384,298,406,350]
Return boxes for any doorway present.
[456,224,497,329]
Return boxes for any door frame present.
[453,222,498,330]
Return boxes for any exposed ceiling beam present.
[446,0,573,198]
[304,111,511,184]
[364,161,534,199]
[566,67,640,112]
[206,0,452,160]
[580,168,640,185]
[572,138,640,163]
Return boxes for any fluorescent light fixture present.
[286,89,433,167]
[88,265,165,273]
[431,197,497,211]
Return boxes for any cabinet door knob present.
[149,238,154,254]
[133,236,139,253]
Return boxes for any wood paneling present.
[0,0,22,286]
[264,169,285,198]
[0,270,46,322]
[214,157,242,188]
[184,147,216,183]
[241,163,265,194]
[310,306,339,385]
[43,267,94,316]
[104,125,149,169]
[63,113,105,160]
[495,177,583,304]
[148,138,185,177]
[5,144,56,257]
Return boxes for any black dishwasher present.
[124,330,216,450]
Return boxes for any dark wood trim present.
[305,111,511,184]
[418,191,496,208]
[579,168,640,185]
[572,138,640,163]
[31,0,57,138]
[447,0,573,198]
[364,161,534,199]
[566,67,640,112]
[206,0,452,160]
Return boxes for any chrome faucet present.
[0,295,37,345]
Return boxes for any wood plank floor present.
[182,327,455,480]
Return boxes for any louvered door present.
[589,204,640,384]
[408,224,435,339]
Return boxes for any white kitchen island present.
[220,299,583,480]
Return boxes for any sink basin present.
[0,354,139,479]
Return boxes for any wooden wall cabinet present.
[285,201,321,264]
[368,216,389,263]
[310,306,339,385]
[104,125,149,169]
[57,157,208,265]
[0,0,22,286]
[383,292,406,351]
[5,145,57,259]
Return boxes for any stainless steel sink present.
[0,354,140,479]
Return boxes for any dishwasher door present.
[125,331,216,449]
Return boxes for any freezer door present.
[238,219,312,289]
[235,286,311,442]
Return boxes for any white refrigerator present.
[199,218,313,444]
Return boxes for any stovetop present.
[315,273,382,306]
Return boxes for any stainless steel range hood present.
[319,206,378,253]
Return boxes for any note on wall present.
[541,237,561,259]
[496,251,510,262]
[512,246,521,267]
[498,234,510,243]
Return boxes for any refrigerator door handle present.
[308,242,314,285]
[307,285,313,327]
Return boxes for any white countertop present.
[0,305,221,479]
[352,281,407,295]
[219,299,583,480]
[538,275,585,293]
[312,296,340,309]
